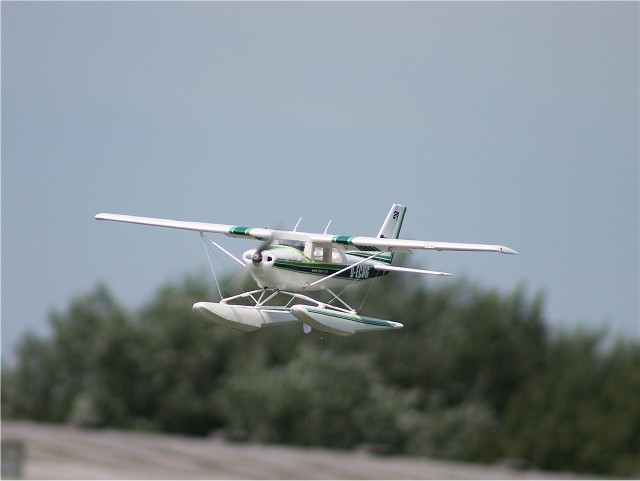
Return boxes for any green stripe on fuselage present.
[268,245,314,263]
[273,260,387,280]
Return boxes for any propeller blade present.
[251,236,274,264]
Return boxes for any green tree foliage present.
[499,332,640,476]
[215,345,413,450]
[2,270,638,477]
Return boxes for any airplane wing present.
[309,234,518,255]
[95,213,274,240]
[96,213,517,254]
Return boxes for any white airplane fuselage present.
[242,245,388,291]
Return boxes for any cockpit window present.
[274,239,305,251]
[313,246,346,263]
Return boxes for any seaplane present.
[95,204,517,336]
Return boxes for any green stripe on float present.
[307,308,396,327]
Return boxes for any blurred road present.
[2,421,578,479]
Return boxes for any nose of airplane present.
[242,248,278,289]
[251,249,263,264]
[246,236,274,265]
[243,249,273,266]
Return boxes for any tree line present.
[2,271,639,477]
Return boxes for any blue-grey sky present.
[2,2,638,361]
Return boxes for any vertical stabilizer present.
[372,204,406,265]
[377,204,406,239]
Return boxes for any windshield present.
[274,239,305,251]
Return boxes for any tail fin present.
[377,204,406,239]
[346,204,406,264]
[374,204,406,264]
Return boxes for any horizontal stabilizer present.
[373,265,452,276]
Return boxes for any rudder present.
[377,204,406,239]
[373,203,406,265]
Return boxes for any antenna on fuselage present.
[323,220,332,234]
[293,217,303,232]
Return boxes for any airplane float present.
[95,204,517,336]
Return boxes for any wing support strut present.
[200,233,245,267]
[200,233,246,300]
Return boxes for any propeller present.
[251,236,274,264]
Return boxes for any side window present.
[313,247,337,263]
[311,246,346,263]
